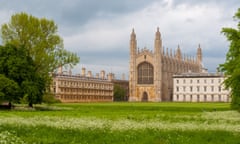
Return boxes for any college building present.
[173,72,230,102]
[51,67,114,102]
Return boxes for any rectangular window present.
[197,79,200,83]
[204,95,207,102]
[197,86,200,92]
[176,80,179,84]
[190,79,193,83]
[190,86,193,92]
[204,86,207,92]
[211,86,214,92]
[197,95,200,102]
[218,95,221,102]
[183,86,186,92]
[218,86,221,92]
[176,86,179,92]
[204,79,207,83]
[183,79,186,83]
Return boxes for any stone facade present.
[129,28,202,102]
[173,73,230,102]
[51,68,113,102]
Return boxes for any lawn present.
[0,102,240,144]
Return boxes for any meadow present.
[0,102,240,144]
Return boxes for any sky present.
[0,0,239,79]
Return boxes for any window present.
[176,86,179,92]
[183,95,186,101]
[176,95,179,101]
[190,95,192,102]
[183,79,186,83]
[204,86,207,92]
[211,86,214,92]
[137,62,154,84]
[197,95,200,102]
[190,86,193,92]
[197,86,200,92]
[211,95,214,101]
[190,79,193,83]
[176,80,179,83]
[211,79,214,83]
[204,95,207,102]
[218,95,221,102]
[197,79,200,83]
[204,79,207,83]
[218,86,221,92]
[183,86,186,92]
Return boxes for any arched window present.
[137,62,154,84]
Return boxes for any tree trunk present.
[8,102,12,109]
[29,102,33,108]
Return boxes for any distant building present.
[173,72,230,102]
[129,28,203,102]
[51,67,114,102]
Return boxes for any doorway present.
[142,92,148,102]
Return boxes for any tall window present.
[190,86,193,92]
[204,95,207,102]
[218,86,221,92]
[204,86,207,92]
[137,62,154,84]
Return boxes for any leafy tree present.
[0,44,46,106]
[219,8,240,110]
[1,12,79,86]
[0,74,20,103]
[113,84,126,101]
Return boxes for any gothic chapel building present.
[129,28,203,102]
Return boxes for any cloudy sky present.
[0,0,239,78]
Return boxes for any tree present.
[219,8,240,110]
[0,44,46,106]
[113,84,126,101]
[1,12,79,87]
[0,74,20,104]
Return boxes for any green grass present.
[0,102,240,144]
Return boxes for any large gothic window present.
[137,62,154,84]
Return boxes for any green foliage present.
[0,74,20,102]
[0,44,46,105]
[0,12,80,106]
[42,92,61,104]
[113,84,126,101]
[0,12,79,87]
[219,8,240,110]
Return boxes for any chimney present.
[100,70,105,79]
[108,73,114,81]
[87,71,92,77]
[82,67,86,77]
